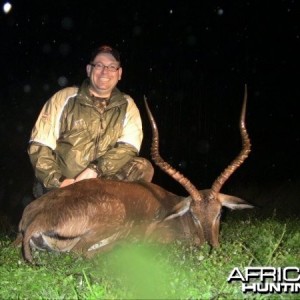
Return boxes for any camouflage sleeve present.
[30,87,78,149]
[117,95,143,152]
[28,143,63,189]
[28,87,78,189]
[94,142,137,176]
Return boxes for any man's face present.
[86,52,122,97]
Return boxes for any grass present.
[0,212,299,299]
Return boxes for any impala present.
[14,86,253,264]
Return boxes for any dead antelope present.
[14,85,253,264]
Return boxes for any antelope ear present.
[218,193,254,210]
[163,198,192,221]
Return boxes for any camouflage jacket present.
[28,79,143,189]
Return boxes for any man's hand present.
[75,167,98,182]
[60,178,75,188]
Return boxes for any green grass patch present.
[1,215,299,299]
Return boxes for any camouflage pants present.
[103,157,154,182]
[33,157,154,199]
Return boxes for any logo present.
[227,267,300,294]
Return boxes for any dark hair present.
[90,45,121,64]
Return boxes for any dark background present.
[0,0,299,224]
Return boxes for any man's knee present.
[114,157,154,182]
[132,157,154,182]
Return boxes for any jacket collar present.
[76,79,127,108]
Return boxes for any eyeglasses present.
[90,62,120,72]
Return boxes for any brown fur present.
[14,179,253,264]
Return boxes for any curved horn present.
[210,84,251,195]
[144,96,203,202]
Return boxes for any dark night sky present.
[0,1,299,215]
